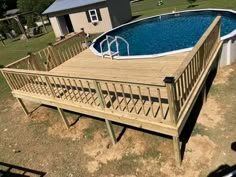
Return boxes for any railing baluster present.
[21,74,32,93]
[86,81,96,106]
[45,76,56,98]
[57,77,66,100]
[5,73,17,89]
[35,76,43,95]
[62,78,72,100]
[29,75,39,94]
[39,76,49,96]
[68,79,77,102]
[3,73,15,90]
[137,86,145,115]
[105,83,114,109]
[73,80,83,103]
[79,80,89,103]
[157,88,165,119]
[120,84,129,112]
[147,87,155,118]
[112,83,122,111]
[128,85,138,114]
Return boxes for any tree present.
[0,21,10,36]
[187,0,196,7]
[0,0,17,17]
[10,20,22,34]
[17,0,55,13]
[17,0,54,28]
[0,0,8,17]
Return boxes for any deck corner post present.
[173,136,182,167]
[16,98,29,116]
[105,119,117,145]
[57,107,70,129]
[164,77,178,125]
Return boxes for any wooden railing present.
[6,33,88,71]
[164,16,221,124]
[1,16,222,128]
[2,69,169,123]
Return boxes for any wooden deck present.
[51,49,189,86]
[1,16,223,166]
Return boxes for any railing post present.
[45,76,70,129]
[93,80,117,145]
[16,98,30,117]
[164,77,181,166]
[164,77,178,125]
[93,80,106,109]
[29,53,40,71]
[48,44,59,67]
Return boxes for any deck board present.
[51,49,189,86]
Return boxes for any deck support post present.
[93,80,117,145]
[16,98,29,116]
[164,77,178,124]
[57,107,70,129]
[173,136,181,167]
[164,77,182,166]
[202,83,207,104]
[105,119,117,145]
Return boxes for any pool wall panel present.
[220,33,236,67]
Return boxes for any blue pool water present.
[92,10,236,57]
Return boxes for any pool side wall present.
[90,9,236,68]
[220,31,236,67]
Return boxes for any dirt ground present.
[0,63,236,177]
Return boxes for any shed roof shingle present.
[43,0,106,14]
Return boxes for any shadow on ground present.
[179,59,219,159]
[231,142,236,151]
[207,164,236,177]
[187,4,199,8]
[0,162,46,177]
[130,15,141,21]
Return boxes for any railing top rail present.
[5,55,31,68]
[4,32,84,69]
[173,16,221,80]
[53,32,83,47]
[1,67,166,88]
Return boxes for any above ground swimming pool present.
[90,9,236,59]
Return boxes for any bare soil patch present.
[0,64,236,177]
[198,98,223,128]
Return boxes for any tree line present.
[0,0,55,37]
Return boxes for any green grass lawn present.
[132,0,236,18]
[0,31,56,99]
[1,0,236,99]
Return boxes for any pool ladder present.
[100,35,130,59]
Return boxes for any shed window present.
[86,9,102,23]
[89,9,99,22]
